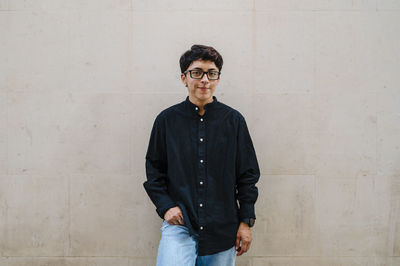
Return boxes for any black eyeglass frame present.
[183,69,221,80]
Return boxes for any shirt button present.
[199,203,203,207]
[200,181,203,185]
[200,118,203,122]
[200,159,203,163]
[200,226,204,230]
[195,107,199,111]
[200,138,203,142]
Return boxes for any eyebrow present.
[191,67,218,71]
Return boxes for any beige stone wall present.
[0,0,399,265]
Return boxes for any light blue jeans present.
[156,220,236,266]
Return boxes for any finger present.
[241,241,249,253]
[235,236,240,250]
[243,238,252,252]
[236,246,241,256]
[237,246,244,256]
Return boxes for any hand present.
[164,206,185,225]
[235,222,252,256]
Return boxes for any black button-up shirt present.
[143,95,260,256]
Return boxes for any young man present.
[143,44,260,266]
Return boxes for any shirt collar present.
[185,95,218,114]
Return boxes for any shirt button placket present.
[198,114,206,233]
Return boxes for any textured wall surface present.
[0,0,399,265]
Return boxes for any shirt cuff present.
[238,202,256,220]
[156,202,178,220]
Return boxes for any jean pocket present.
[161,220,188,233]
[161,220,169,231]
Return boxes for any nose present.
[200,73,209,82]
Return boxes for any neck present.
[188,95,213,109]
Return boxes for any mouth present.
[199,87,208,90]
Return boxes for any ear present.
[181,73,187,86]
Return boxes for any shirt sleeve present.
[236,114,260,220]
[143,114,177,219]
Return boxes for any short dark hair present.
[179,44,223,73]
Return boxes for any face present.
[181,60,220,105]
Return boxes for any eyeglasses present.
[183,69,221,80]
